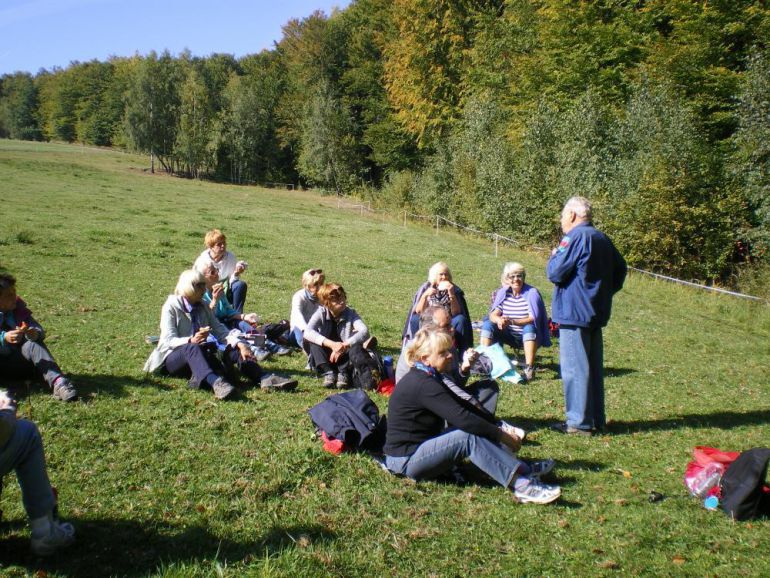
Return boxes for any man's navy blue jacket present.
[547,222,626,329]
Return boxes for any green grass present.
[0,139,769,577]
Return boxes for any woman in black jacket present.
[384,329,561,504]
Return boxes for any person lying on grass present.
[303,283,380,390]
[198,263,291,361]
[193,229,249,314]
[143,269,260,400]
[402,261,473,355]
[288,267,325,350]
[0,272,77,402]
[479,262,551,382]
[0,388,75,555]
[383,328,561,504]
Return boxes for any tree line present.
[1,0,769,284]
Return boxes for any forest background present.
[1,0,770,293]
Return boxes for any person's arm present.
[443,283,462,316]
[290,291,308,331]
[159,300,192,350]
[420,376,502,441]
[302,309,327,346]
[343,310,368,346]
[547,234,580,285]
[413,285,434,314]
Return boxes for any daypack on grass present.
[308,389,386,454]
[720,447,770,521]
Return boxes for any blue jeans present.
[559,325,604,431]
[228,279,248,314]
[480,319,536,349]
[287,328,304,348]
[0,420,56,519]
[385,429,522,488]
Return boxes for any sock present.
[204,373,219,387]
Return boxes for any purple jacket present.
[489,284,551,347]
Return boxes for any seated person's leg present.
[451,313,471,354]
[522,323,538,367]
[229,279,248,314]
[288,328,304,348]
[466,379,499,415]
[408,313,420,338]
[0,345,36,380]
[225,346,262,384]
[164,343,220,388]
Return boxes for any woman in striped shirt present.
[480,262,551,381]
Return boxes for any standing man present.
[547,197,626,435]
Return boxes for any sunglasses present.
[506,273,524,279]
[309,269,323,275]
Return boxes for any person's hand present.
[329,341,348,363]
[24,326,41,341]
[500,431,522,453]
[460,348,479,373]
[4,328,25,344]
[190,326,210,345]
[496,317,510,331]
[234,261,247,276]
[0,389,16,412]
[211,283,224,301]
[242,313,260,326]
[551,247,558,256]
[238,342,255,362]
[425,285,438,298]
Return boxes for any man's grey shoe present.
[52,378,78,402]
[336,371,350,389]
[251,346,272,362]
[322,372,336,388]
[550,422,592,436]
[212,377,236,400]
[260,374,298,392]
[528,458,556,480]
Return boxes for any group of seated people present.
[0,234,559,556]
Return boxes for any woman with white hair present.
[402,262,473,354]
[384,328,560,504]
[288,268,325,349]
[143,269,259,400]
[480,262,551,381]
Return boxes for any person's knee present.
[480,318,495,339]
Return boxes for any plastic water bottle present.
[383,356,394,381]
[691,463,724,498]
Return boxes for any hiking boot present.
[550,422,592,436]
[523,365,535,382]
[251,346,272,362]
[513,479,561,504]
[211,377,236,400]
[528,458,556,480]
[144,335,159,345]
[322,371,336,388]
[187,376,200,390]
[52,378,78,402]
[260,374,298,392]
[336,371,350,389]
[30,514,75,556]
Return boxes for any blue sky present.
[0,0,351,75]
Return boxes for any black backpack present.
[720,447,770,521]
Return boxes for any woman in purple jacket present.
[480,262,551,382]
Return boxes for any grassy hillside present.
[1,139,769,577]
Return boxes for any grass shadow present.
[608,408,770,434]
[0,519,338,576]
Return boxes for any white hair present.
[563,196,592,221]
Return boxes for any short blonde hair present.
[428,261,452,285]
[501,262,526,285]
[175,269,206,299]
[317,283,347,308]
[302,268,325,290]
[204,229,226,249]
[405,328,454,367]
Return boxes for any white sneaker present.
[528,458,556,480]
[513,479,561,504]
[30,515,75,556]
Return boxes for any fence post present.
[494,234,498,257]
[435,216,439,236]
[403,210,407,228]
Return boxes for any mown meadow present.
[1,139,769,577]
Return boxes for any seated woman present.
[0,389,75,555]
[303,283,378,389]
[193,229,248,313]
[288,268,325,349]
[0,273,77,402]
[384,329,560,504]
[143,269,260,400]
[402,262,473,354]
[480,262,551,381]
[198,263,290,360]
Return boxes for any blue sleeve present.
[547,234,581,285]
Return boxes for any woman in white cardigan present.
[144,270,257,400]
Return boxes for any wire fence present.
[334,196,768,304]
